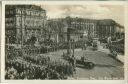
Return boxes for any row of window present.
[5,8,46,17]
[25,20,43,27]
[71,22,94,25]
[6,10,14,15]
[15,17,45,27]
[97,27,115,34]
[16,9,46,17]
[5,18,15,22]
[24,17,45,20]
[16,16,45,22]
[70,24,94,27]
[6,23,14,27]
[69,25,94,31]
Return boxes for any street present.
[45,47,124,80]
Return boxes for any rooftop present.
[5,5,46,11]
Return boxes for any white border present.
[0,1,2,83]
[1,1,126,5]
[124,2,128,84]
[1,1,128,84]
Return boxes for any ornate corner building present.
[5,5,47,45]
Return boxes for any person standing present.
[107,36,112,51]
[84,43,87,50]
[71,55,76,73]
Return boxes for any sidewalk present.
[97,44,110,54]
[97,43,124,64]
[117,54,124,63]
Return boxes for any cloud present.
[41,5,124,25]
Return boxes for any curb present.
[98,48,124,64]
[108,53,124,64]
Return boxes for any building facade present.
[45,17,124,44]
[5,5,124,46]
[5,5,47,45]
[64,17,124,42]
[69,18,97,41]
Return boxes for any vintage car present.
[92,41,98,51]
[76,58,95,69]
[62,53,95,69]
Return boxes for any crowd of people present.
[5,47,75,80]
[23,55,50,65]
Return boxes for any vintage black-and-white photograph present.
[4,3,125,80]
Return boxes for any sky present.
[40,5,124,25]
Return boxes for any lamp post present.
[66,16,75,56]
[20,7,26,56]
[66,17,71,55]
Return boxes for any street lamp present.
[66,16,75,56]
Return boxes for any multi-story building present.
[5,5,47,45]
[5,5,124,46]
[46,17,124,44]
[46,18,67,43]
[115,23,124,39]
[69,17,97,41]
[64,17,124,42]
[96,19,116,39]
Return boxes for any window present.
[9,10,13,14]
[16,9,21,14]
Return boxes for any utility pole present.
[20,8,23,56]
[21,7,26,56]
[66,16,75,56]
[66,17,71,55]
[67,27,71,55]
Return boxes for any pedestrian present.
[81,56,86,63]
[84,43,87,50]
[71,55,76,69]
